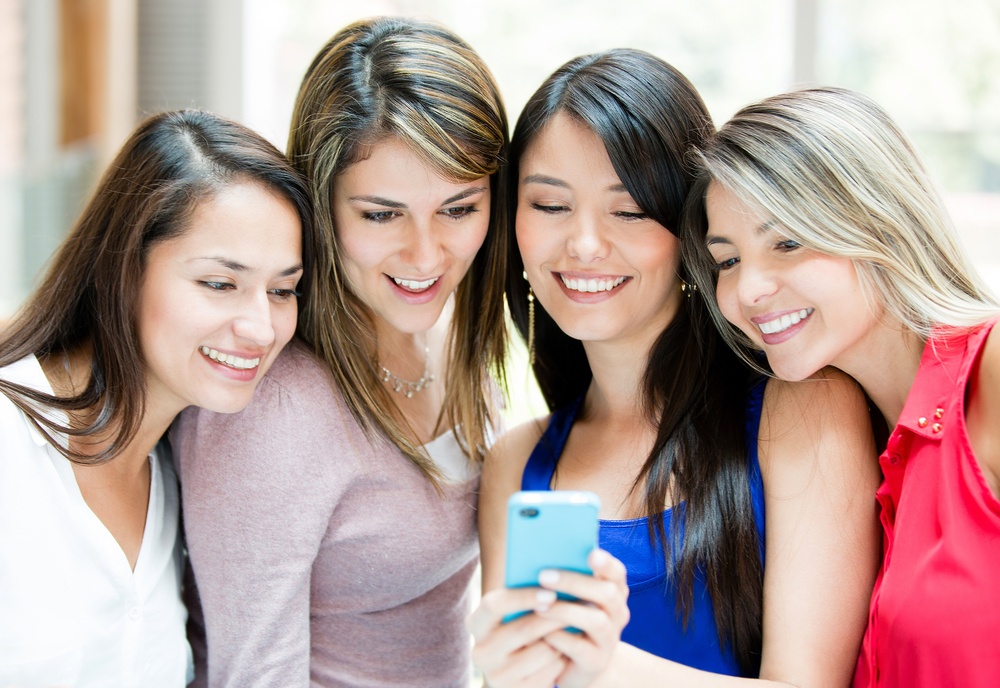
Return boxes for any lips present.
[200,346,260,370]
[755,308,814,335]
[392,276,439,292]
[559,274,628,293]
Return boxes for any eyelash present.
[199,281,300,301]
[711,240,802,272]
[529,204,648,221]
[361,206,480,224]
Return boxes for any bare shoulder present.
[483,414,551,488]
[759,368,878,489]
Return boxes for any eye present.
[776,239,802,252]
[530,202,569,214]
[440,205,479,220]
[713,256,740,272]
[268,288,301,302]
[361,210,399,224]
[613,210,648,221]
[199,280,235,291]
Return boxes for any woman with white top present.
[0,109,312,687]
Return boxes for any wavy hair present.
[287,17,509,478]
[683,86,998,363]
[507,49,763,673]
[0,109,314,464]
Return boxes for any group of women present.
[0,14,997,688]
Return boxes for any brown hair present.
[507,49,763,672]
[0,109,314,464]
[287,17,510,478]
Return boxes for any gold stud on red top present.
[932,423,943,433]
[918,417,928,428]
[934,408,944,420]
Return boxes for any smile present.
[200,346,260,370]
[559,275,627,293]
[392,276,439,291]
[757,308,813,335]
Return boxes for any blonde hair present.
[684,86,998,359]
[288,17,509,479]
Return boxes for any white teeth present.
[393,276,439,291]
[200,346,260,370]
[559,275,627,293]
[758,308,813,335]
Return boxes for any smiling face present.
[516,112,682,350]
[332,136,491,338]
[137,181,303,418]
[704,181,877,381]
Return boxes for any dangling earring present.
[524,271,536,365]
[680,279,698,298]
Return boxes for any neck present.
[580,336,653,422]
[40,346,168,472]
[836,321,925,428]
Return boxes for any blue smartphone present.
[503,490,601,621]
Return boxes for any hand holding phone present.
[503,490,601,622]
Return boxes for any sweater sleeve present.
[172,345,345,688]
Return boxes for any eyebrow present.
[522,174,629,195]
[349,185,488,208]
[706,220,776,246]
[195,257,304,277]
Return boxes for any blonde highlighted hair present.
[288,17,509,478]
[683,86,998,359]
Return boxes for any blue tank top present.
[521,378,767,676]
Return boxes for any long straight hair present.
[287,17,510,478]
[507,49,763,673]
[0,109,314,465]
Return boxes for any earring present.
[524,271,536,365]
[680,279,698,298]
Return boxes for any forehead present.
[705,182,769,233]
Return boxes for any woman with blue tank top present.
[468,49,881,687]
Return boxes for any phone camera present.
[518,507,540,518]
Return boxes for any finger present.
[477,639,566,687]
[472,607,569,668]
[467,587,558,639]
[589,548,628,593]
[536,569,630,627]
[536,598,622,647]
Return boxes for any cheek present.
[714,276,746,329]
[451,217,491,263]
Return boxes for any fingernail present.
[536,589,556,610]
[591,549,608,566]
[538,569,560,587]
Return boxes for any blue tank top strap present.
[745,375,768,560]
[521,396,583,491]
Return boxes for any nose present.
[232,290,276,348]
[399,222,444,275]
[566,213,610,263]
[736,259,779,306]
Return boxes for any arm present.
[469,418,571,686]
[524,370,880,687]
[174,350,342,687]
[966,324,1000,500]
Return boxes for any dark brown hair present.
[0,109,314,465]
[287,17,510,477]
[507,49,763,673]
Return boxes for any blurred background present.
[2,0,998,418]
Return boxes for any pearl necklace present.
[380,347,434,398]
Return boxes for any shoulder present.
[759,368,877,485]
[484,415,550,480]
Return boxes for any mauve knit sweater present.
[172,343,479,687]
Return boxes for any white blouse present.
[0,355,192,687]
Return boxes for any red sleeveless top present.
[854,319,1000,687]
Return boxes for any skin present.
[469,117,881,687]
[705,180,1000,501]
[331,136,491,442]
[46,181,303,569]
